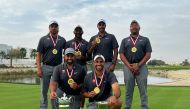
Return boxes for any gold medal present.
[75,51,81,56]
[95,37,100,44]
[52,48,58,54]
[94,87,100,94]
[68,78,74,85]
[131,47,137,53]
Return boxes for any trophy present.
[96,101,109,109]
[58,93,72,109]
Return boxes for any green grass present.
[148,65,190,70]
[0,83,190,109]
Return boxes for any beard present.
[95,65,104,71]
[75,34,82,39]
[131,31,139,35]
[51,32,57,35]
[66,60,73,65]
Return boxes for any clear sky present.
[0,0,189,63]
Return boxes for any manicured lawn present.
[148,65,190,70]
[0,83,190,109]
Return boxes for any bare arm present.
[112,48,118,64]
[111,82,121,99]
[87,40,97,55]
[120,53,131,68]
[50,81,58,92]
[83,91,96,98]
[36,52,42,78]
[108,48,118,72]
[132,52,151,74]
[50,81,58,99]
[138,52,151,67]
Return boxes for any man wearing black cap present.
[36,21,66,109]
[66,25,90,72]
[88,19,119,72]
[82,54,122,109]
[50,48,86,109]
[119,20,152,109]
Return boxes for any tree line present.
[0,48,37,60]
[147,59,190,66]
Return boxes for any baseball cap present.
[97,19,106,25]
[64,48,75,55]
[94,54,105,62]
[130,20,139,25]
[75,25,82,29]
[49,20,59,26]
[74,25,83,31]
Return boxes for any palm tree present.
[0,51,6,63]
[20,48,27,59]
[7,48,20,67]
[30,49,37,59]
[0,51,6,60]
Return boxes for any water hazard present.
[0,70,174,85]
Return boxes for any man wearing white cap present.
[82,54,122,109]
[36,21,66,109]
[88,19,119,72]
[50,48,86,109]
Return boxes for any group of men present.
[36,19,152,109]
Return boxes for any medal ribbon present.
[94,70,105,87]
[50,34,58,47]
[130,35,140,46]
[66,69,74,78]
[74,42,81,50]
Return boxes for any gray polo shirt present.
[52,63,86,95]
[89,32,119,62]
[66,39,90,65]
[82,70,118,102]
[119,35,152,63]
[37,34,66,66]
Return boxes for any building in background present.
[0,44,12,54]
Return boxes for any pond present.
[0,70,174,85]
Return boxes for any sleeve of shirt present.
[62,38,66,50]
[119,39,125,53]
[37,37,44,54]
[88,37,94,48]
[65,41,70,49]
[145,38,152,53]
[86,41,91,51]
[85,42,92,61]
[112,35,119,49]
[108,72,118,85]
[81,75,89,93]
[52,66,60,82]
[82,67,87,82]
[87,37,94,60]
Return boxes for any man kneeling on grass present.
[50,48,86,109]
[82,54,122,109]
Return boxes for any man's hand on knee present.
[107,96,117,106]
